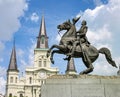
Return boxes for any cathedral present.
[5,16,59,97]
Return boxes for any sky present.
[0,0,120,95]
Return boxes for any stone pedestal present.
[41,75,120,97]
[65,58,77,75]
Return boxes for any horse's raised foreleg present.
[80,53,94,74]
[47,45,57,57]
[50,50,64,64]
[47,44,65,57]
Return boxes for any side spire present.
[65,58,77,75]
[117,64,120,76]
[36,15,48,48]
[7,40,18,72]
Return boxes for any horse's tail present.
[99,47,117,68]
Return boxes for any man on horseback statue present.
[64,19,90,60]
[47,16,117,74]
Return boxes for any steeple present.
[7,41,18,72]
[65,58,77,75]
[36,15,48,48]
[117,64,120,76]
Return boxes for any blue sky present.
[1,0,120,94]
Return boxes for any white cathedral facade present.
[5,16,59,97]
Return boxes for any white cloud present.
[0,66,6,77]
[18,40,36,74]
[28,40,36,65]
[17,48,26,74]
[0,41,5,53]
[87,25,111,44]
[17,48,24,58]
[93,0,103,6]
[0,0,28,41]
[0,77,6,95]
[19,59,28,73]
[0,66,6,95]
[30,12,39,22]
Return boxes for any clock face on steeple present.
[38,72,46,78]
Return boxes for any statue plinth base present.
[41,75,120,97]
[65,70,77,75]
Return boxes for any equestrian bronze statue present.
[47,17,117,74]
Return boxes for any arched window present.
[15,77,17,83]
[41,80,44,84]
[44,60,46,67]
[41,37,44,44]
[34,89,36,97]
[20,94,23,97]
[10,77,13,83]
[9,93,12,97]
[39,94,41,97]
[29,77,32,84]
[39,60,42,67]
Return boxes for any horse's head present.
[57,19,72,31]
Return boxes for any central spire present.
[36,15,48,48]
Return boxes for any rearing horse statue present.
[47,19,117,74]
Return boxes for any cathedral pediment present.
[26,67,59,72]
